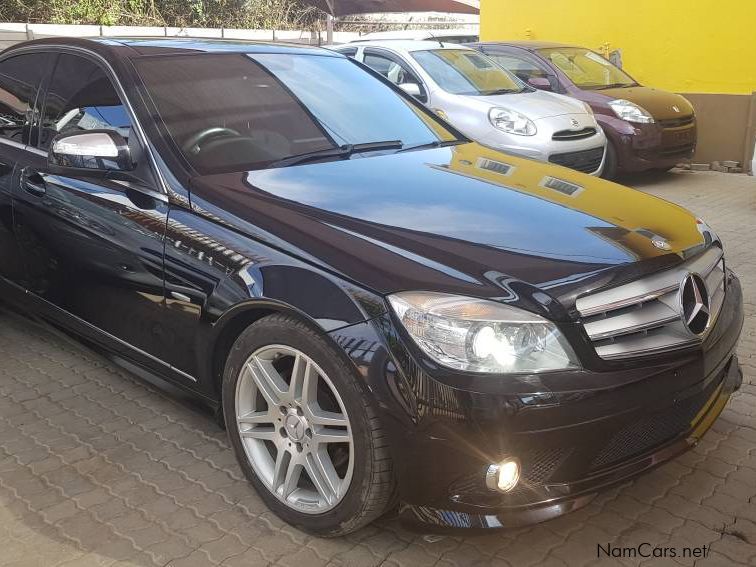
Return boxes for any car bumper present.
[328,271,743,532]
[604,117,697,172]
[398,353,741,532]
[478,115,607,175]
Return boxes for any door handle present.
[20,167,47,197]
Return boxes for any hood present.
[470,88,588,121]
[596,86,695,120]
[188,143,707,312]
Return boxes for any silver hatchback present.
[336,41,607,175]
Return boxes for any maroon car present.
[471,41,697,178]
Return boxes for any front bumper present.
[328,271,743,533]
[604,116,697,172]
[400,353,741,532]
[478,113,607,175]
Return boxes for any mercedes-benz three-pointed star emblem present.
[680,273,710,336]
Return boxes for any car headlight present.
[387,291,578,373]
[580,101,594,115]
[608,99,655,124]
[489,107,537,136]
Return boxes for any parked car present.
[334,41,607,175]
[471,42,697,178]
[0,37,743,536]
[350,29,479,44]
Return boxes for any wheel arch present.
[207,298,367,402]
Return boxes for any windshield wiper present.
[481,88,521,95]
[269,140,404,168]
[593,82,637,90]
[397,139,466,153]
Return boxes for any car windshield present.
[134,52,458,174]
[411,49,526,96]
[538,47,637,90]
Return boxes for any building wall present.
[480,0,756,169]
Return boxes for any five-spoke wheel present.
[235,345,354,513]
[223,314,395,536]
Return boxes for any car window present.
[0,53,51,145]
[411,49,525,96]
[488,53,546,82]
[432,35,479,44]
[363,52,423,88]
[336,47,358,58]
[39,54,131,151]
[486,51,560,91]
[538,47,636,90]
[134,53,456,175]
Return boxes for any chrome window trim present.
[0,138,27,152]
[0,43,170,202]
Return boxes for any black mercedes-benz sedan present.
[0,38,743,536]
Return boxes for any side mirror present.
[527,77,553,91]
[49,130,134,173]
[398,83,422,98]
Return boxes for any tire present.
[222,313,396,536]
[600,139,618,180]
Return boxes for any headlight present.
[387,291,578,373]
[580,101,594,115]
[489,107,537,136]
[608,99,655,124]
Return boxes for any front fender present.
[162,206,385,394]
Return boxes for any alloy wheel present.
[235,345,354,513]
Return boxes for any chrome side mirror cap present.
[398,82,422,98]
[49,130,134,173]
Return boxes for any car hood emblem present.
[680,273,710,335]
[652,237,671,250]
[570,118,581,129]
[672,105,681,113]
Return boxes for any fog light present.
[486,458,521,493]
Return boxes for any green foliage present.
[0,0,317,29]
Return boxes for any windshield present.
[411,49,526,96]
[538,47,636,90]
[135,52,457,174]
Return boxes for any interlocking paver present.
[0,170,754,566]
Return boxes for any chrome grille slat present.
[585,301,680,341]
[576,247,726,359]
[578,285,678,317]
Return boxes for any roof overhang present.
[302,0,479,17]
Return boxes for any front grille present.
[552,127,597,141]
[449,446,572,507]
[659,115,695,128]
[549,147,604,174]
[523,447,572,484]
[660,143,696,157]
[576,246,725,360]
[591,376,718,469]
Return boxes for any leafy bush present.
[0,0,317,29]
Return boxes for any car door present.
[12,50,172,369]
[361,48,429,104]
[0,51,53,289]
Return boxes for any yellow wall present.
[480,0,756,95]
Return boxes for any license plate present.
[670,129,694,144]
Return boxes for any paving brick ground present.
[0,169,755,566]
